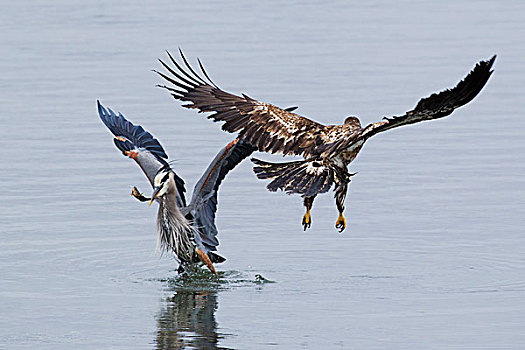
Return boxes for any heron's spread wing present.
[97,101,187,206]
[188,139,255,250]
[155,50,332,158]
[322,55,496,157]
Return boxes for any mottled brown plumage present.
[156,51,496,231]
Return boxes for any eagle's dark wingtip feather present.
[197,57,220,89]
[459,54,497,104]
[178,49,208,85]
[164,50,205,86]
[251,157,267,166]
[414,54,496,114]
[157,58,200,89]
[486,55,496,77]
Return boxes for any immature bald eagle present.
[155,51,496,232]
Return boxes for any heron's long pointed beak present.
[149,186,161,206]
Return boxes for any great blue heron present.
[155,51,495,232]
[97,101,255,274]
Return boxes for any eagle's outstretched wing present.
[97,101,187,207]
[321,55,496,157]
[155,50,338,158]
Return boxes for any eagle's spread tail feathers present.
[251,158,336,197]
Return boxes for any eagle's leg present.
[334,181,349,232]
[131,186,151,202]
[302,195,317,231]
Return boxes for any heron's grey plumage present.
[183,139,255,249]
[97,101,187,207]
[155,171,197,262]
[97,101,254,272]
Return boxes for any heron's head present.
[149,169,173,205]
[344,116,361,128]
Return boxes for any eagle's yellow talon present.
[335,213,346,232]
[302,210,312,231]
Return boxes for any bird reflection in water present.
[155,290,231,350]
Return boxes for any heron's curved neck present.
[156,174,197,262]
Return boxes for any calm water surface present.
[2,1,525,349]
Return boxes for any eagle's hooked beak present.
[149,186,162,206]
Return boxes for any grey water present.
[2,1,524,349]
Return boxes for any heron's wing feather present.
[97,101,187,206]
[155,50,330,158]
[188,139,255,250]
[321,55,496,157]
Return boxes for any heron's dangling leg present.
[195,248,217,275]
[334,181,349,232]
[302,195,317,231]
[131,186,151,202]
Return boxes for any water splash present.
[161,267,276,292]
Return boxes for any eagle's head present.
[344,116,361,129]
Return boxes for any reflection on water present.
[154,270,274,349]
[3,0,523,348]
[155,290,225,350]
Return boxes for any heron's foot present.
[131,186,150,202]
[335,212,346,232]
[302,210,312,231]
